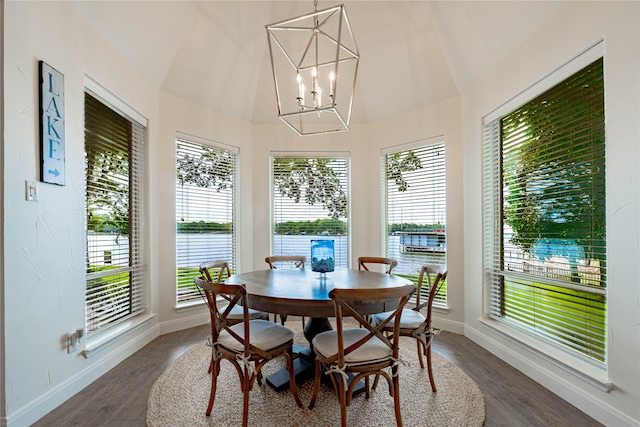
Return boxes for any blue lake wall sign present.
[39,60,65,185]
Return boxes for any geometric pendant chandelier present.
[266,1,360,136]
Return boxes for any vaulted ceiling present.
[67,1,567,126]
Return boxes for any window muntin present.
[271,156,350,267]
[483,57,606,363]
[383,141,447,302]
[176,138,237,304]
[84,91,146,335]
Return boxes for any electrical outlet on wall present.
[75,328,84,349]
[67,332,77,354]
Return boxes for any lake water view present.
[90,233,447,276]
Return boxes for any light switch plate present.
[26,181,39,201]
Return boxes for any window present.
[483,49,606,364]
[383,139,447,302]
[271,155,350,267]
[84,87,146,335]
[176,136,238,304]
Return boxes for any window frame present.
[381,137,447,304]
[84,77,147,338]
[481,42,608,378]
[269,152,351,268]
[175,133,239,306]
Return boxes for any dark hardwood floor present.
[34,319,603,427]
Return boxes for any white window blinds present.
[84,90,146,335]
[176,137,238,304]
[271,155,350,267]
[383,141,447,301]
[483,56,606,364]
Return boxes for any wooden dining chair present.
[357,256,399,324]
[357,256,398,274]
[265,255,306,270]
[194,276,302,426]
[371,265,447,392]
[199,261,270,373]
[308,285,415,427]
[264,255,306,326]
[199,260,270,325]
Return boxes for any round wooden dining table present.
[225,268,413,390]
[224,267,413,318]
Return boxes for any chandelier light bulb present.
[312,67,317,94]
[329,71,335,98]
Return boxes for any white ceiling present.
[67,0,567,126]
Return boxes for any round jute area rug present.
[147,328,485,427]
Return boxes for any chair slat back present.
[265,255,306,269]
[199,260,231,283]
[194,277,257,356]
[414,270,447,333]
[357,256,398,274]
[414,264,442,306]
[328,285,415,365]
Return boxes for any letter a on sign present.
[39,60,65,185]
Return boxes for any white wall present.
[3,2,162,424]
[4,2,464,423]
[156,94,466,338]
[367,97,465,333]
[0,0,5,420]
[154,92,256,335]
[3,1,639,426]
[250,122,371,270]
[462,2,640,426]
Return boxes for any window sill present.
[432,301,450,314]
[83,312,156,358]
[410,299,449,314]
[175,299,206,313]
[479,317,612,392]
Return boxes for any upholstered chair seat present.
[312,328,391,365]
[219,319,294,352]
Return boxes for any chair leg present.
[337,374,348,427]
[392,370,404,427]
[206,360,219,416]
[308,359,323,409]
[416,339,425,369]
[275,313,287,325]
[372,373,380,390]
[286,348,303,407]
[242,369,250,427]
[364,375,370,399]
[426,346,437,392]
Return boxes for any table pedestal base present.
[265,319,365,396]
[266,350,314,391]
[264,353,365,397]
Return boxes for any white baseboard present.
[7,322,159,427]
[432,317,464,335]
[464,323,640,427]
[159,312,208,335]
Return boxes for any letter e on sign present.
[39,60,65,186]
